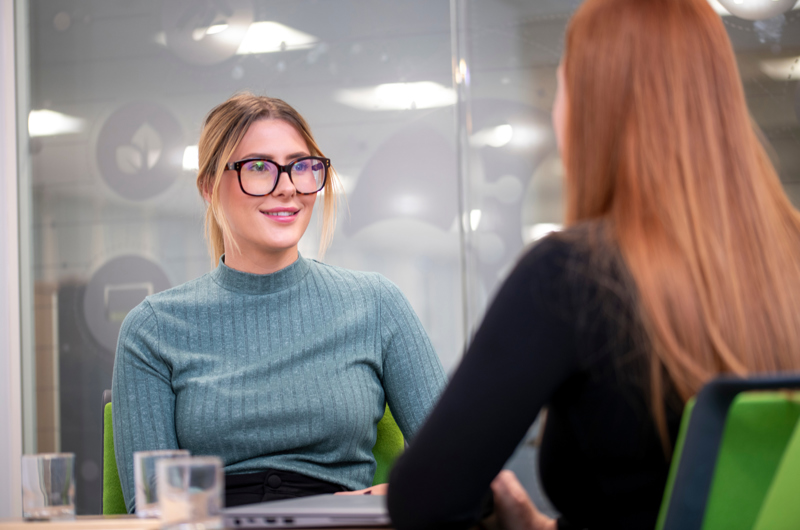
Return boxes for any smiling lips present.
[261,207,300,223]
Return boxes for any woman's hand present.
[490,471,556,530]
[335,483,388,495]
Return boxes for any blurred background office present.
[1,0,799,516]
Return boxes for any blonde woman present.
[112,94,446,512]
[388,0,800,528]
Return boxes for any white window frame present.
[0,0,23,518]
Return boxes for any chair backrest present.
[753,418,800,530]
[101,394,403,514]
[656,374,800,530]
[102,395,127,514]
[700,392,800,529]
[371,405,405,485]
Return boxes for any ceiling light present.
[470,209,482,231]
[206,24,228,35]
[471,124,513,148]
[760,55,800,80]
[335,82,457,111]
[236,21,318,55]
[509,125,550,148]
[28,110,85,137]
[182,145,199,171]
[708,0,735,15]
[708,0,800,17]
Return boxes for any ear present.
[201,177,213,204]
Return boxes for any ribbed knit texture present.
[112,255,446,514]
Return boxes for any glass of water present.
[133,449,190,518]
[157,456,224,530]
[21,453,75,520]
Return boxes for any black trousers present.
[225,469,349,508]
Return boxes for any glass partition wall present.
[17,0,800,515]
[22,0,461,514]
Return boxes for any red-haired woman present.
[387,0,800,528]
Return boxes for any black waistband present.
[225,468,348,508]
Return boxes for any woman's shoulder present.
[132,272,216,314]
[306,259,388,289]
[506,221,635,313]
[306,259,416,309]
[517,221,611,273]
[118,273,218,345]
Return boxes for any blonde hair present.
[564,0,800,450]
[196,93,341,265]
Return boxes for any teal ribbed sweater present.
[111,255,446,513]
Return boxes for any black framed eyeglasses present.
[225,156,330,196]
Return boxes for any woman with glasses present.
[111,93,446,512]
[387,0,800,528]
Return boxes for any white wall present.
[0,0,23,519]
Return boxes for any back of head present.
[563,0,800,447]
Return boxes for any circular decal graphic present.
[162,0,254,65]
[83,255,171,352]
[344,126,457,236]
[96,102,184,201]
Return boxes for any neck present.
[223,246,300,275]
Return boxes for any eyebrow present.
[240,151,310,161]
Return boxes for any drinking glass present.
[133,449,190,518]
[21,453,75,520]
[157,456,224,530]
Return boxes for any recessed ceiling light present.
[236,21,318,55]
[28,110,85,137]
[335,82,456,111]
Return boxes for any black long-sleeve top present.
[388,228,682,530]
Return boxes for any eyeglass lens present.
[240,158,326,195]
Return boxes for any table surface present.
[0,515,160,529]
[0,515,388,530]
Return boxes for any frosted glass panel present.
[25,0,457,513]
[20,0,800,516]
[457,0,800,315]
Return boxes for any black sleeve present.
[387,237,582,530]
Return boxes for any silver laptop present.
[223,494,391,528]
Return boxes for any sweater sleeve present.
[377,276,448,441]
[387,237,581,530]
[111,300,180,513]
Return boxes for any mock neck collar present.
[211,254,311,295]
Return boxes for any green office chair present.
[752,417,800,530]
[101,391,405,514]
[656,374,800,530]
[102,391,126,514]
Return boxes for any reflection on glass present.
[712,0,800,19]
[236,21,319,54]
[182,146,199,171]
[760,55,800,80]
[28,110,85,138]
[335,82,457,111]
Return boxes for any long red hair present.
[563,0,800,448]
